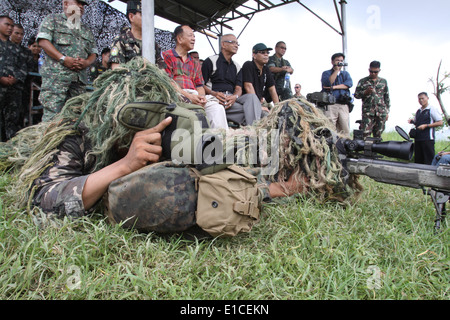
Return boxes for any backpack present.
[192,165,261,237]
[105,161,262,238]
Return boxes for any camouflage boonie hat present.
[105,161,198,234]
[127,0,142,12]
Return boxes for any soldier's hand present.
[364,87,374,96]
[73,58,89,71]
[0,76,15,86]
[122,117,173,173]
[63,56,78,70]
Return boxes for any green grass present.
[0,133,448,300]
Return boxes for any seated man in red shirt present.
[162,25,228,129]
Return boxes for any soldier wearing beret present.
[36,0,98,121]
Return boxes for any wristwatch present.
[59,56,66,65]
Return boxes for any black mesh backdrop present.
[0,0,174,54]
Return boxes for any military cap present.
[252,43,272,53]
[127,0,142,12]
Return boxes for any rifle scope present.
[343,126,414,161]
[343,139,414,161]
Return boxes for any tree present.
[430,60,450,127]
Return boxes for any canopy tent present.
[108,0,348,65]
[0,0,348,64]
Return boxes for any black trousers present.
[414,140,435,165]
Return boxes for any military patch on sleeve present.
[111,47,119,56]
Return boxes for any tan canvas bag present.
[194,165,261,237]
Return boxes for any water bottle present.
[284,72,290,89]
[38,52,44,73]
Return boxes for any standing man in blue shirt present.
[321,53,353,136]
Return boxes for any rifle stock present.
[346,158,450,192]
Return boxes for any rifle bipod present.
[427,189,448,233]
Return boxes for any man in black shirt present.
[202,34,261,128]
[227,43,278,126]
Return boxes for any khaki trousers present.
[324,103,350,136]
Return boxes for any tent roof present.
[108,0,305,35]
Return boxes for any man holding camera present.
[321,53,353,136]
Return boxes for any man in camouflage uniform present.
[10,23,32,128]
[0,16,27,141]
[36,0,98,121]
[354,61,390,138]
[109,0,165,70]
[267,41,294,101]
[89,47,110,81]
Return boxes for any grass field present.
[0,134,448,301]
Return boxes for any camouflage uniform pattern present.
[109,26,166,69]
[32,124,93,218]
[267,54,293,101]
[89,60,108,81]
[0,39,28,141]
[36,13,98,121]
[32,125,272,233]
[354,76,390,138]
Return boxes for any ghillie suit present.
[0,58,180,210]
[0,57,362,227]
[226,99,362,202]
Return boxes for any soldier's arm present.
[81,117,172,210]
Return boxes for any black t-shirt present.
[241,60,275,101]
[201,52,242,93]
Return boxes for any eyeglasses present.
[255,50,270,55]
[223,40,239,46]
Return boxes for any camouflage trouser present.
[39,77,86,122]
[277,86,293,101]
[0,85,23,142]
[361,113,387,138]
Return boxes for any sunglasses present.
[223,40,239,46]
[369,70,380,74]
[255,50,270,55]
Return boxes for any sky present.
[104,0,450,139]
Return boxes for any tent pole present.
[142,0,155,64]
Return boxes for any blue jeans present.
[432,154,450,166]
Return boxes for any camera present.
[306,92,336,110]
[336,93,354,113]
[336,62,348,67]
